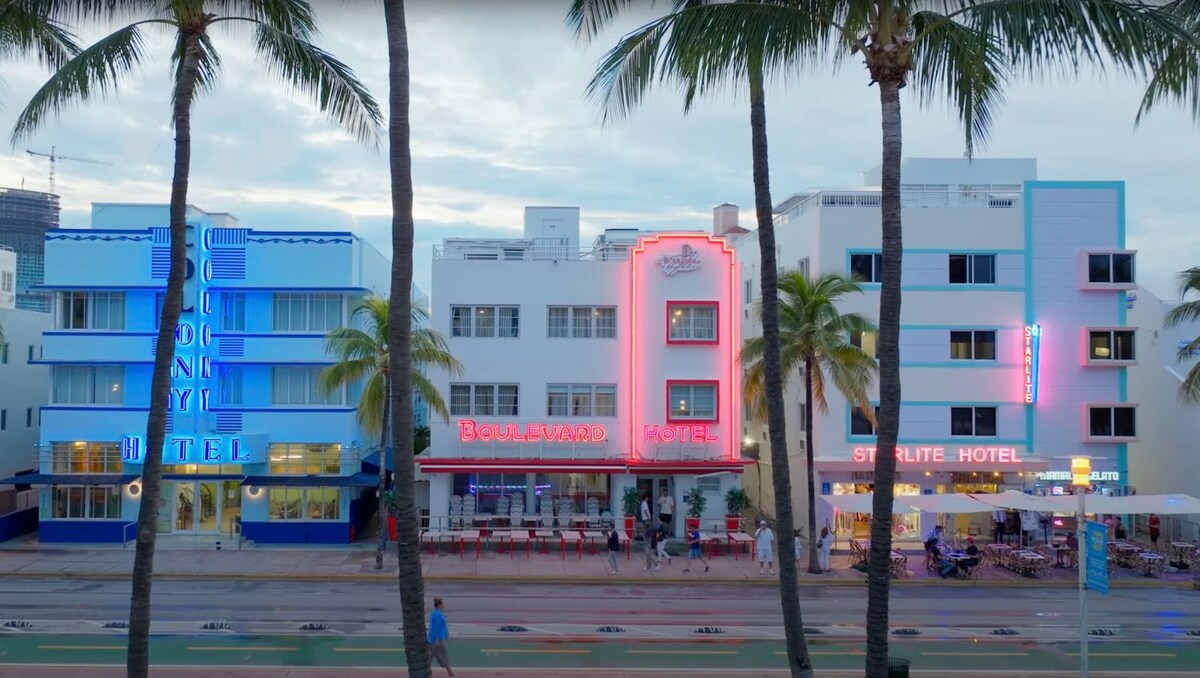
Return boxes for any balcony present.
[210,333,328,362]
[434,238,630,263]
[41,331,157,364]
[774,187,1023,225]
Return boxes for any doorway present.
[172,480,230,533]
[636,475,676,534]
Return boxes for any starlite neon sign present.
[852,446,1024,464]
[457,420,608,443]
[1024,324,1042,404]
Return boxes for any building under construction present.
[0,188,60,313]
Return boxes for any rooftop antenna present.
[25,145,113,194]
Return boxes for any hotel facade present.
[735,158,1138,540]
[421,207,746,534]
[5,203,391,544]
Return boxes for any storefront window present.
[51,486,120,519]
[161,464,244,475]
[830,482,920,539]
[268,488,303,519]
[450,473,609,515]
[267,487,340,521]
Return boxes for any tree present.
[381,1,429,675]
[319,294,461,569]
[10,3,380,675]
[0,0,78,103]
[1165,267,1200,403]
[742,272,877,574]
[568,2,821,675]
[568,1,1197,674]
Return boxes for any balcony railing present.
[434,237,630,263]
[775,187,1023,226]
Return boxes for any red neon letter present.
[458,419,477,442]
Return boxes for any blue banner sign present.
[1085,520,1109,594]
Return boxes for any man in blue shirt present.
[428,597,453,676]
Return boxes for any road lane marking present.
[38,645,124,651]
[628,650,738,655]
[1067,652,1177,657]
[332,647,405,653]
[777,651,861,656]
[921,652,1030,657]
[186,646,297,652]
[483,649,591,654]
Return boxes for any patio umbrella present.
[901,493,994,513]
[1042,493,1133,514]
[1128,494,1200,515]
[968,490,1058,512]
[822,492,919,514]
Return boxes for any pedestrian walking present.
[817,526,832,572]
[427,597,454,677]
[755,520,775,575]
[605,526,621,575]
[993,508,1006,544]
[657,488,675,536]
[644,521,661,571]
[1149,513,1161,549]
[794,529,802,561]
[639,494,652,537]
[656,521,671,564]
[682,525,709,573]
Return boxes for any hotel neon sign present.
[120,434,252,464]
[458,420,608,443]
[1024,324,1042,404]
[852,446,1024,464]
[643,424,717,443]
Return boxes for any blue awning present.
[361,450,393,472]
[0,473,140,486]
[162,474,245,481]
[241,472,380,488]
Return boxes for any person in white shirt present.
[639,495,651,537]
[657,489,675,537]
[816,527,833,572]
[755,520,775,575]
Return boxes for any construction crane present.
[26,146,113,194]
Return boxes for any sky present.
[1,1,1198,300]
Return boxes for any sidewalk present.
[1,538,1196,587]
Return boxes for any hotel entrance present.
[156,480,242,534]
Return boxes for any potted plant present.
[383,489,398,541]
[621,487,640,538]
[684,489,707,532]
[724,488,750,532]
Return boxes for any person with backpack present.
[605,526,621,575]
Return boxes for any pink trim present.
[665,300,719,345]
[415,457,750,475]
[665,379,719,424]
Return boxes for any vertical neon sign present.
[1024,324,1042,404]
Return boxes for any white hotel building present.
[422,207,746,533]
[736,158,1138,540]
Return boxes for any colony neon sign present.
[1024,324,1042,404]
[643,424,717,443]
[458,420,608,443]
[852,446,1024,464]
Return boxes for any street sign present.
[821,482,831,496]
[1085,520,1109,594]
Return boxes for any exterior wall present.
[0,248,14,309]
[0,308,51,480]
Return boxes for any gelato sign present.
[656,244,702,276]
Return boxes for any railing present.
[774,187,1023,226]
[434,238,631,263]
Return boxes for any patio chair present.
[539,498,554,527]
[509,504,524,526]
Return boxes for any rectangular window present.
[26,407,33,427]
[851,330,879,359]
[850,406,879,436]
[0,270,12,293]
[50,442,123,473]
[1088,406,1137,438]
[267,443,342,475]
[547,307,569,338]
[949,330,997,360]
[796,257,810,281]
[270,366,344,406]
[52,366,124,405]
[668,382,717,421]
[571,306,592,338]
[547,384,568,416]
[1088,253,1135,284]
[547,384,617,418]
[949,254,996,284]
[267,486,340,520]
[222,292,246,331]
[218,366,244,405]
[450,384,520,417]
[498,306,520,338]
[951,406,997,436]
[52,485,121,519]
[1,343,7,364]
[548,306,617,339]
[0,410,5,431]
[450,305,518,338]
[57,291,126,330]
[451,306,472,337]
[668,303,717,342]
[1088,330,1136,362]
[849,253,883,283]
[594,308,616,339]
[273,293,343,332]
[798,403,807,432]
[744,280,753,303]
[450,384,471,416]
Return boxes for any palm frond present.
[0,0,80,71]
[567,0,645,41]
[413,369,451,422]
[1179,363,1200,404]
[1164,267,1200,328]
[354,370,386,434]
[1136,0,1200,123]
[324,326,381,363]
[318,356,374,393]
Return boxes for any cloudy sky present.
[1,1,1198,299]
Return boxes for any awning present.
[0,473,140,486]
[162,474,245,481]
[1132,494,1200,515]
[901,493,996,514]
[968,490,1059,512]
[361,450,392,472]
[241,473,380,488]
[822,492,918,514]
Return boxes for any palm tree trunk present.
[749,60,813,678]
[803,358,820,575]
[126,30,202,678]
[383,2,429,675]
[865,76,904,678]
[376,378,391,570]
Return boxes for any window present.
[51,486,121,519]
[0,409,5,430]
[951,406,997,436]
[450,305,519,338]
[696,476,721,494]
[1,270,13,293]
[798,403,807,432]
[850,253,882,283]
[1088,253,1135,284]
[796,257,810,281]
[1089,330,1135,362]
[1,343,7,364]
[667,382,717,421]
[949,254,996,284]
[744,280,753,303]
[50,442,122,473]
[57,291,126,330]
[222,292,246,331]
[218,366,244,405]
[668,303,717,342]
[272,293,343,332]
[547,384,616,417]
[27,344,34,362]
[449,384,519,416]
[548,306,616,339]
[850,406,879,435]
[1088,406,1137,438]
[52,366,124,405]
[26,408,32,427]
[267,443,342,475]
[851,330,879,359]
[267,486,341,520]
[271,366,344,406]
[950,330,996,360]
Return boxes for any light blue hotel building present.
[12,203,394,544]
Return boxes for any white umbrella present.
[822,492,918,514]
[1042,493,1132,514]
[968,490,1059,512]
[902,493,994,514]
[1129,494,1200,515]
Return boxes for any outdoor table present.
[1052,544,1073,568]
[1137,552,1167,577]
[507,529,532,558]
[1171,542,1196,565]
[459,529,482,558]
[490,529,512,553]
[1014,551,1047,577]
[520,516,541,527]
[616,530,631,560]
[582,530,605,555]
[888,551,907,578]
[1114,542,1140,567]
[561,530,584,560]
[727,532,754,561]
[534,529,555,554]
[698,532,721,560]
[984,543,1011,567]
[421,529,455,555]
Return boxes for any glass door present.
[176,482,196,532]
[197,482,219,533]
[172,481,223,533]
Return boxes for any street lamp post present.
[1073,457,1091,678]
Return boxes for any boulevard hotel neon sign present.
[458,420,718,444]
[1024,324,1042,404]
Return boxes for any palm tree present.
[0,0,78,104]
[9,3,380,675]
[742,272,877,574]
[380,1,430,674]
[319,294,461,569]
[568,2,819,675]
[578,2,1196,673]
[1165,267,1200,403]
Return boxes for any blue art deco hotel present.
[10,203,390,544]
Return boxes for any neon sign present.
[457,420,608,443]
[120,434,254,464]
[643,424,718,443]
[655,244,702,276]
[852,446,1024,464]
[1024,324,1042,404]
[1036,470,1120,482]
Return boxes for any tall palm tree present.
[0,0,79,104]
[568,2,820,674]
[319,294,461,569]
[9,3,380,675]
[1166,267,1200,403]
[580,2,1196,674]
[742,272,877,574]
[380,1,430,674]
